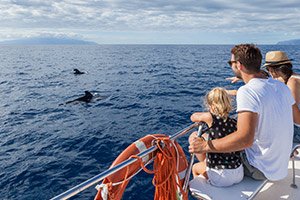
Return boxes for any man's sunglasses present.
[227,60,237,66]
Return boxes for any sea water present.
[0,45,299,199]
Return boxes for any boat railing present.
[291,143,300,188]
[51,122,200,200]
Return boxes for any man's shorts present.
[294,125,300,143]
[240,151,266,180]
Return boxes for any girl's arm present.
[190,112,213,127]
[226,89,237,96]
[189,112,212,162]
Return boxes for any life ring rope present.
[151,137,188,200]
[94,134,188,200]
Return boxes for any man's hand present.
[188,131,198,144]
[189,136,207,154]
[226,76,241,83]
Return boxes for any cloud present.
[0,0,300,43]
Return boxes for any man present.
[189,44,294,181]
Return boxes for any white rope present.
[95,184,108,200]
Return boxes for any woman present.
[263,51,300,142]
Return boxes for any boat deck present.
[189,154,300,200]
[255,156,300,199]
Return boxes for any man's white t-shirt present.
[236,78,294,181]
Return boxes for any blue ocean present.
[0,45,299,200]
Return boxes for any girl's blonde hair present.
[205,87,232,118]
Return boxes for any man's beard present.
[233,67,242,79]
[235,72,242,79]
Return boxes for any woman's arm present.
[287,77,300,124]
[287,76,300,103]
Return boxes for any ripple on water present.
[0,45,297,199]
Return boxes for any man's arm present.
[226,76,242,83]
[189,111,257,154]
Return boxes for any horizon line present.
[0,43,292,46]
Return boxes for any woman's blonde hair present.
[205,87,232,118]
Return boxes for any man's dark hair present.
[231,44,262,73]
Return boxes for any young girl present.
[189,87,244,187]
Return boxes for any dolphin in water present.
[73,68,85,75]
[65,91,94,104]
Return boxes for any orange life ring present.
[94,134,188,200]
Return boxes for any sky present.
[0,0,300,44]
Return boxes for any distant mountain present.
[0,37,98,45]
[277,39,300,45]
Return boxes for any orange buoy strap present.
[130,155,156,174]
[120,161,131,190]
[112,157,155,186]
